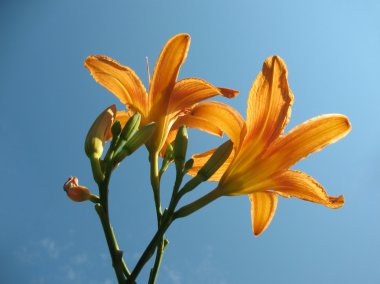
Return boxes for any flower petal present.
[249,192,278,236]
[175,102,245,147]
[160,115,223,157]
[85,56,148,116]
[149,34,191,120]
[180,102,244,181]
[264,114,352,170]
[245,56,293,151]
[272,170,344,208]
[168,78,239,114]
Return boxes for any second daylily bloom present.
[186,56,351,236]
[85,34,238,155]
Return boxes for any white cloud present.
[73,253,88,265]
[40,238,60,259]
[66,266,77,281]
[163,266,182,284]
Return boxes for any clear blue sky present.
[1,0,379,283]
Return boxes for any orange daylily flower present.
[188,56,351,236]
[84,34,238,154]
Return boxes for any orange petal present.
[84,56,148,116]
[271,170,344,208]
[245,56,293,151]
[149,34,191,120]
[249,191,278,237]
[264,114,352,170]
[175,102,245,147]
[160,116,223,157]
[168,78,239,114]
[188,148,235,181]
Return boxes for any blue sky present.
[1,0,379,283]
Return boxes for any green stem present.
[131,160,188,283]
[127,213,174,283]
[94,140,133,283]
[95,204,129,284]
[149,152,162,224]
[148,152,165,284]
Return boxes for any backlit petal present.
[169,78,239,113]
[272,170,344,208]
[149,34,190,120]
[249,192,278,236]
[264,114,351,170]
[85,56,148,116]
[245,56,293,150]
[224,56,293,180]
[175,102,245,147]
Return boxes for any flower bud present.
[85,105,116,160]
[164,144,174,162]
[174,126,188,171]
[120,112,141,142]
[183,158,194,174]
[197,140,233,181]
[113,122,156,164]
[63,176,99,203]
[111,120,122,138]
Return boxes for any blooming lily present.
[186,56,351,236]
[85,34,238,155]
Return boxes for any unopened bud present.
[174,126,188,171]
[183,159,194,174]
[197,140,233,181]
[63,176,99,203]
[159,144,174,177]
[120,112,141,141]
[85,105,116,160]
[164,144,174,162]
[111,120,122,137]
[113,122,156,164]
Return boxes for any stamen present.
[146,56,151,84]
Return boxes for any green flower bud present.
[120,112,141,142]
[85,105,116,160]
[164,144,174,162]
[183,158,194,174]
[197,140,233,181]
[113,122,156,164]
[111,120,122,138]
[174,126,188,171]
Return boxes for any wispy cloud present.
[40,238,61,259]
[163,265,182,284]
[72,253,88,265]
